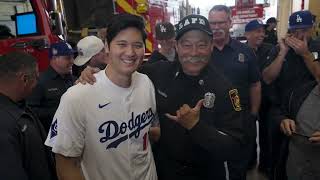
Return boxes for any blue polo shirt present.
[210,39,261,109]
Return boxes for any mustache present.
[212,29,225,39]
[212,29,225,34]
[182,56,209,63]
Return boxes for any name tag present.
[48,88,58,92]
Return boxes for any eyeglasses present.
[209,21,228,26]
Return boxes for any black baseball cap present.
[155,22,175,40]
[266,17,277,24]
[175,14,212,40]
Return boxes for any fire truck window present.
[0,0,33,39]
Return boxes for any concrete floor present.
[247,166,269,180]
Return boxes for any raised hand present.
[285,36,309,56]
[165,99,204,130]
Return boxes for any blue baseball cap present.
[245,19,264,32]
[289,10,313,30]
[49,41,76,59]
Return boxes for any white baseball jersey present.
[45,70,158,180]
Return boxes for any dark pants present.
[269,117,288,180]
[255,98,272,175]
[228,115,257,180]
[228,143,255,180]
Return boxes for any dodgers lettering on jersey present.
[98,108,155,149]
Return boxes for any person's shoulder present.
[61,72,105,104]
[133,71,154,87]
[231,39,254,53]
[140,60,175,76]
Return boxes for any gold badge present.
[229,89,242,111]
[238,53,245,63]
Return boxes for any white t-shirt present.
[45,70,158,180]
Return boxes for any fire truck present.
[0,0,178,71]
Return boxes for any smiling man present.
[45,14,158,180]
[77,14,249,180]
[244,19,274,175]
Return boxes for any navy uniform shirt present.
[210,39,261,109]
[255,42,274,71]
[254,42,274,99]
[140,61,249,180]
[27,66,75,132]
[0,94,56,180]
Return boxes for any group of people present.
[0,4,319,180]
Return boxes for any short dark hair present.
[0,51,37,80]
[209,5,231,19]
[106,13,147,48]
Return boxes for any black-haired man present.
[0,52,57,180]
[45,14,158,180]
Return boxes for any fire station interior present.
[0,0,319,180]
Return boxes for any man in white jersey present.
[45,13,158,180]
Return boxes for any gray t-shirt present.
[296,85,320,136]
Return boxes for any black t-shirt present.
[210,39,261,108]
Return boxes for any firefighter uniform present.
[210,38,260,180]
[140,60,249,180]
[27,66,75,132]
[210,39,261,110]
[253,42,274,175]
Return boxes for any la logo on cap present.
[296,15,303,23]
[160,24,167,33]
[178,17,206,30]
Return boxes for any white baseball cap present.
[74,36,104,66]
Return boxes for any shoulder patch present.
[229,89,242,111]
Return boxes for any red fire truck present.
[0,0,64,71]
[0,0,178,71]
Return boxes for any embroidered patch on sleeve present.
[229,89,242,111]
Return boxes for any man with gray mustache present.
[208,5,262,180]
[78,14,250,180]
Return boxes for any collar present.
[0,93,25,119]
[173,60,210,81]
[215,38,238,51]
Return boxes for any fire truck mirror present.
[50,12,64,36]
